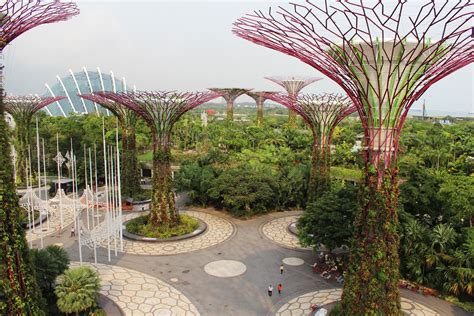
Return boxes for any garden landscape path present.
[42,204,469,316]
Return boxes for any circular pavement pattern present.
[276,289,440,316]
[71,262,200,316]
[261,216,310,250]
[100,210,234,256]
[282,257,305,266]
[204,260,247,278]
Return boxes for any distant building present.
[43,67,134,117]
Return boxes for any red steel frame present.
[233,0,473,182]
[208,88,251,120]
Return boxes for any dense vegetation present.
[19,107,474,310]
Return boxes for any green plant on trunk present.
[95,90,220,227]
[0,94,44,316]
[267,93,355,203]
[4,96,63,186]
[79,94,141,198]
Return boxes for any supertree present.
[246,91,277,126]
[0,1,79,314]
[208,88,251,121]
[267,93,355,202]
[79,94,141,199]
[4,95,64,185]
[95,90,221,226]
[265,76,321,127]
[233,1,472,314]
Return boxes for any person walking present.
[277,283,283,295]
[268,285,273,297]
[280,264,284,275]
[70,226,75,237]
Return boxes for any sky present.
[3,0,473,115]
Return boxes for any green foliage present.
[207,167,277,217]
[55,266,101,315]
[298,183,358,250]
[126,214,199,238]
[31,245,70,293]
[0,100,43,314]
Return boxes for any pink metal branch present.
[4,95,65,117]
[0,0,79,51]
[265,76,322,98]
[94,90,222,132]
[233,0,473,177]
[266,92,356,147]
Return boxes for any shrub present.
[55,266,101,315]
[126,214,199,238]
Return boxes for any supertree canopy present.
[4,95,64,185]
[79,94,141,199]
[267,93,355,201]
[246,91,277,126]
[265,76,321,127]
[208,88,251,121]
[233,1,472,314]
[0,1,79,314]
[95,90,221,227]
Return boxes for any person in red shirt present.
[277,283,283,295]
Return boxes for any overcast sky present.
[3,0,473,115]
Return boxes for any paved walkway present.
[49,209,468,316]
[275,288,440,316]
[26,205,76,244]
[99,209,234,256]
[70,262,200,316]
[261,215,310,251]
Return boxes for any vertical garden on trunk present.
[95,90,221,226]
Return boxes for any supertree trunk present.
[287,110,297,128]
[341,154,400,315]
[150,133,177,226]
[93,90,221,228]
[308,141,331,203]
[14,123,29,186]
[226,100,233,121]
[233,1,471,313]
[256,102,264,126]
[0,95,42,315]
[121,124,140,198]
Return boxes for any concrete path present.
[40,206,469,316]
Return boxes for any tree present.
[234,1,472,313]
[0,1,79,314]
[79,94,141,198]
[31,245,70,293]
[208,88,250,121]
[55,266,101,316]
[298,183,358,250]
[95,90,220,227]
[267,93,355,202]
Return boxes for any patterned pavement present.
[261,216,310,250]
[26,206,76,243]
[71,262,200,316]
[275,289,440,316]
[100,210,234,256]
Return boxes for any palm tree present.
[55,266,101,316]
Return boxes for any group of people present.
[267,264,285,297]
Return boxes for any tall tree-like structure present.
[0,1,79,314]
[233,1,472,314]
[79,94,141,198]
[265,77,321,127]
[268,93,355,202]
[4,95,64,185]
[95,90,221,226]
[208,88,250,121]
[246,91,276,126]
